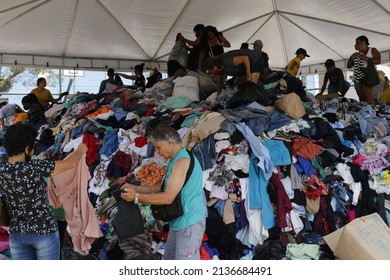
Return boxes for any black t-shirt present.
[0,159,56,234]
[221,49,264,76]
[133,75,146,88]
[262,52,269,69]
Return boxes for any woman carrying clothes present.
[180,24,205,71]
[347,35,381,104]
[0,124,87,260]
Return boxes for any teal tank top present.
[163,148,206,231]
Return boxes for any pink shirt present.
[48,157,103,255]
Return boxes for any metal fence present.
[0,67,167,106]
[0,66,372,106]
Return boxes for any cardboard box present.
[324,213,390,260]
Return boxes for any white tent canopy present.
[0,0,389,72]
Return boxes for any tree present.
[0,67,61,93]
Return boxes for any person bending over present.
[204,49,264,94]
[318,59,350,97]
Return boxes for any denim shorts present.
[10,231,60,260]
[328,80,350,93]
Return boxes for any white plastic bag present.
[172,76,199,101]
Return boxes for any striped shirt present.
[353,54,365,81]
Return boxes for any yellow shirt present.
[380,87,390,103]
[31,88,53,107]
[286,57,302,77]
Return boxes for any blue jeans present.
[10,231,60,260]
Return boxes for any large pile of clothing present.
[2,70,390,261]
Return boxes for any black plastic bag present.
[363,58,380,87]
[227,81,269,108]
[112,198,144,240]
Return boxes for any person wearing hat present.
[318,59,350,96]
[99,68,121,93]
[252,39,269,79]
[286,48,310,77]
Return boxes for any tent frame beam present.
[0,0,52,28]
[281,11,390,37]
[95,0,150,60]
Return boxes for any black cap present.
[107,68,115,75]
[295,48,310,57]
[324,59,335,67]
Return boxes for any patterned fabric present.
[118,232,153,259]
[0,159,56,235]
[26,104,46,125]
[353,54,364,81]
[138,203,156,231]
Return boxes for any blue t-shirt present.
[325,68,345,86]
[163,149,205,231]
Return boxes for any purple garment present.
[240,201,249,229]
[361,155,390,175]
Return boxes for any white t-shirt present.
[0,103,16,126]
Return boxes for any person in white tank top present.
[347,35,381,104]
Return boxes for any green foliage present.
[0,67,61,93]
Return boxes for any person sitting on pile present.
[99,68,123,93]
[30,77,66,108]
